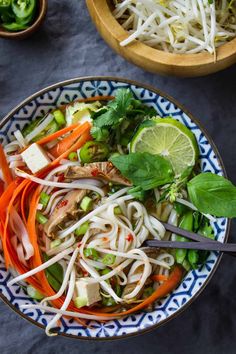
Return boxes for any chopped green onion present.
[27,285,44,300]
[84,248,99,260]
[75,222,90,237]
[50,239,61,249]
[74,296,88,308]
[80,196,93,212]
[53,109,66,126]
[101,268,111,276]
[39,191,50,208]
[36,211,48,225]
[102,254,116,265]
[114,206,122,215]
[143,286,153,298]
[68,151,78,161]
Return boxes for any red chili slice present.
[126,234,134,242]
[57,199,68,209]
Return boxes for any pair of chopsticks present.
[144,222,235,256]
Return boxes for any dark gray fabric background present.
[0,1,236,353]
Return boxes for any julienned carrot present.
[82,266,184,318]
[2,179,29,268]
[37,123,79,146]
[0,179,4,196]
[151,274,168,282]
[25,95,113,147]
[26,187,86,326]
[20,180,32,225]
[0,144,13,186]
[50,129,91,167]
[49,121,91,158]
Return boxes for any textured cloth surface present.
[0,1,236,353]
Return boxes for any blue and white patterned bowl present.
[0,77,229,339]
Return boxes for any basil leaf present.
[187,172,236,217]
[111,152,174,190]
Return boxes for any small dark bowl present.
[0,0,47,40]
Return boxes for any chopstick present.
[144,222,235,256]
[144,240,236,253]
[162,222,219,243]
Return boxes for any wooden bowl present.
[0,0,47,40]
[86,0,236,77]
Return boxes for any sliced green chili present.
[79,141,109,163]
[12,0,36,19]
[68,151,78,161]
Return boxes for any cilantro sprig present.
[91,89,156,146]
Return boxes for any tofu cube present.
[21,143,51,174]
[75,278,101,306]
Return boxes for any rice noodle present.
[14,169,105,196]
[9,209,34,260]
[20,304,117,321]
[41,248,79,305]
[45,267,76,336]
[176,197,216,222]
[14,130,26,148]
[7,247,74,286]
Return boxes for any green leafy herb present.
[111,152,174,191]
[187,172,236,217]
[90,126,109,142]
[92,89,156,146]
[94,89,133,128]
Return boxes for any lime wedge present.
[130,117,199,176]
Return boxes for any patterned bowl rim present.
[0,76,231,341]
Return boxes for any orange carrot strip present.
[2,179,29,268]
[20,180,33,225]
[25,96,113,147]
[49,121,91,158]
[82,266,184,318]
[50,129,91,167]
[37,123,78,146]
[151,274,168,282]
[0,179,4,196]
[0,143,13,186]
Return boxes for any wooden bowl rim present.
[0,0,47,39]
[88,0,236,67]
